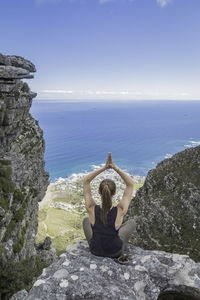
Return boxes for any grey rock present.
[0,65,33,79]
[36,247,57,265]
[36,236,52,250]
[9,289,28,300]
[4,239,14,260]
[36,237,57,265]
[23,240,200,300]
[0,53,6,65]
[0,53,49,298]
[43,236,52,250]
[0,82,18,93]
[53,269,69,279]
[0,53,36,72]
[127,145,200,262]
[0,206,5,217]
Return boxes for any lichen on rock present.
[12,240,200,300]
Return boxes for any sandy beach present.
[39,184,54,209]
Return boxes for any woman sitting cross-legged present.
[82,152,136,259]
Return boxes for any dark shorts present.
[89,239,123,258]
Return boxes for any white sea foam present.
[52,164,145,206]
[165,154,172,159]
[184,140,200,148]
[54,164,145,185]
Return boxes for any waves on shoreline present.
[52,164,146,185]
[49,139,200,184]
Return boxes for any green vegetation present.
[0,163,15,194]
[0,255,49,299]
[0,160,11,166]
[36,207,85,254]
[13,222,29,254]
[38,207,48,222]
[0,196,8,212]
[0,161,15,213]
[13,189,25,203]
[29,186,39,198]
[3,220,15,242]
[13,235,25,254]
[0,177,15,194]
[134,183,144,191]
[0,165,12,178]
[14,90,20,101]
[13,207,25,222]
[21,82,30,93]
[53,197,72,204]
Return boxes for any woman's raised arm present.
[115,165,134,215]
[83,165,107,211]
[108,153,134,215]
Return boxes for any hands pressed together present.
[83,152,133,189]
[105,152,117,170]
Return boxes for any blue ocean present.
[30,100,200,182]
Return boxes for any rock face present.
[127,146,200,262]
[13,240,200,300]
[0,53,50,297]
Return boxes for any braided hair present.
[98,179,116,226]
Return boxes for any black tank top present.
[89,205,123,257]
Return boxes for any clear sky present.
[1,0,200,100]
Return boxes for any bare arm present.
[83,165,107,211]
[106,152,134,215]
[114,165,134,215]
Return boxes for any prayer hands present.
[105,152,115,169]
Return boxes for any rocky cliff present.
[127,145,200,262]
[0,53,49,298]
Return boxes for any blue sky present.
[1,0,200,100]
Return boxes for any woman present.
[83,152,136,259]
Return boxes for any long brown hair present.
[99,179,116,226]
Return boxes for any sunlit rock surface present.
[11,240,200,300]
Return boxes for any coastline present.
[36,166,145,253]
[39,166,145,209]
[39,184,55,210]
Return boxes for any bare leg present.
[118,218,136,253]
[83,217,93,244]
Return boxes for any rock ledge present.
[12,240,200,300]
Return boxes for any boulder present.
[0,53,36,72]
[36,237,57,265]
[17,240,200,300]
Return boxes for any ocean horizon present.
[30,99,200,182]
